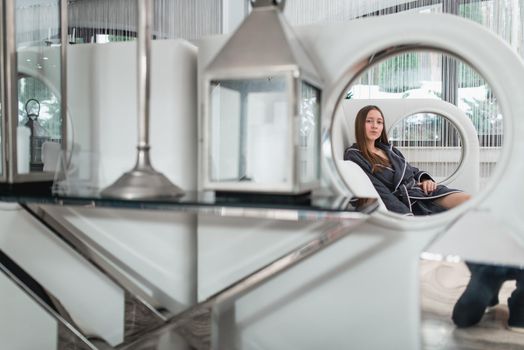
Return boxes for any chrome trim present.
[0,0,6,181]
[212,221,359,305]
[4,0,16,182]
[1,0,65,183]
[60,0,68,161]
[137,0,151,150]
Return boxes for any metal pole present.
[101,0,184,199]
[441,0,458,106]
[3,0,17,182]
[0,0,6,181]
[137,0,151,152]
[60,0,68,160]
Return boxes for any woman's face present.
[364,109,384,142]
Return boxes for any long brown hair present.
[354,105,390,172]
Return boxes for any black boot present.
[508,271,524,331]
[452,263,506,328]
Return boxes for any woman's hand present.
[418,179,437,195]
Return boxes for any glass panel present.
[299,81,320,184]
[389,113,463,183]
[209,77,289,185]
[16,0,62,174]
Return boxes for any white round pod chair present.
[208,13,524,350]
[303,12,524,235]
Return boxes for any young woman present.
[343,105,471,216]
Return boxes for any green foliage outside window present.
[379,53,421,93]
[459,3,484,25]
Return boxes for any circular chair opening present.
[332,49,503,217]
[389,112,463,184]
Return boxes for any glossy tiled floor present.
[421,260,524,350]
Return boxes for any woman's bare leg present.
[434,192,471,209]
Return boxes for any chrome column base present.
[101,147,184,200]
[101,168,184,200]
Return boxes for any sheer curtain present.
[67,0,222,43]
[16,0,60,47]
[16,0,222,44]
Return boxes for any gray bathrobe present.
[344,142,461,215]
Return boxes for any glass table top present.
[0,186,379,222]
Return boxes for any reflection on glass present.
[16,0,62,174]
[389,113,462,183]
[18,76,61,172]
[299,81,321,184]
[209,77,289,184]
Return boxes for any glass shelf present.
[0,188,378,222]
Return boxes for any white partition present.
[42,205,197,314]
[0,204,124,345]
[0,271,58,350]
[67,39,198,191]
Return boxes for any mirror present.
[333,49,501,216]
